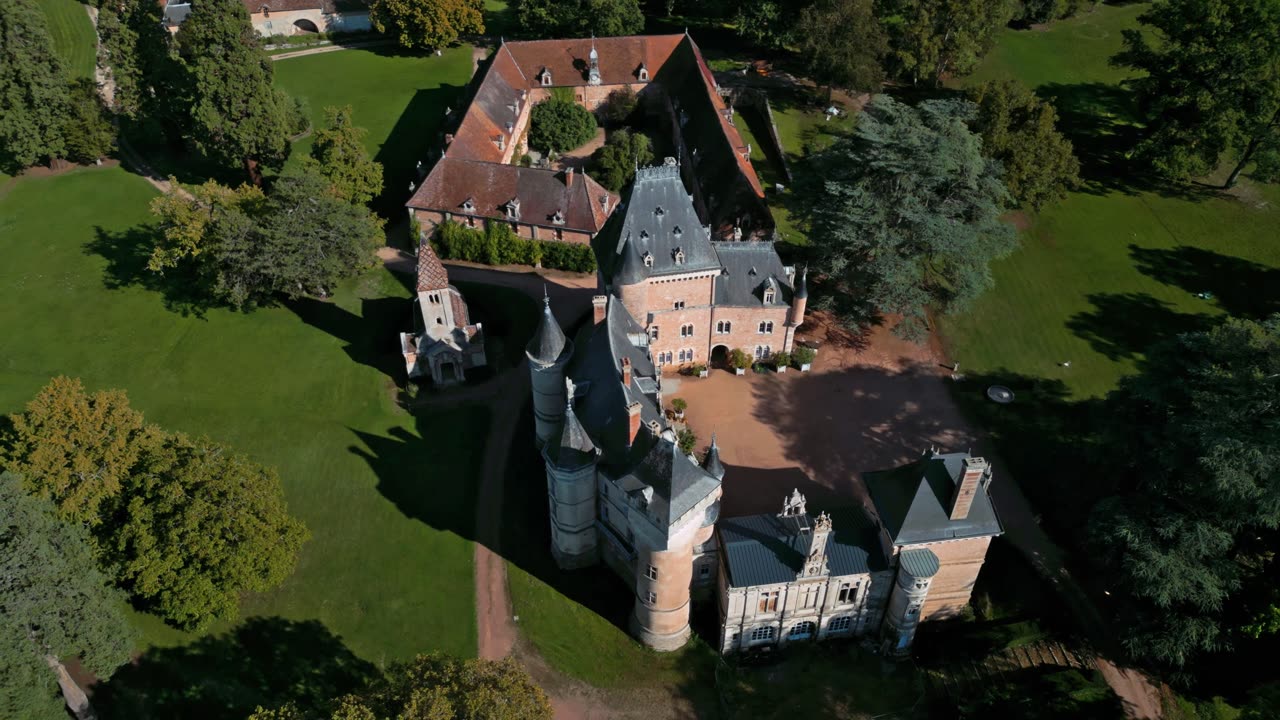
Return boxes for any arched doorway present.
[710,344,729,368]
[293,18,319,33]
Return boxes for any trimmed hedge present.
[434,221,596,273]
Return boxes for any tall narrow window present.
[649,326,659,340]
[673,300,685,310]
[646,565,658,580]
[680,323,694,338]
[764,288,775,303]
[758,590,779,613]
[646,591,657,605]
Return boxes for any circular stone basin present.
[987,385,1015,404]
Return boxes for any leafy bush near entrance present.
[792,345,816,367]
[433,221,595,273]
[729,348,753,370]
[529,99,597,154]
[771,351,791,368]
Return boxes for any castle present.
[526,161,1004,655]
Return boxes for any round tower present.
[527,292,573,447]
[543,385,600,569]
[789,265,808,327]
[881,547,939,657]
[630,541,695,652]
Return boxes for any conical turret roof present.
[526,291,567,364]
[703,433,725,480]
[548,396,597,468]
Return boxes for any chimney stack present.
[949,456,988,521]
[592,295,607,325]
[621,357,632,387]
[626,401,642,447]
[566,166,575,186]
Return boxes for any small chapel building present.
[398,243,487,385]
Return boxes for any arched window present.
[749,626,776,642]
[540,68,552,86]
[680,324,694,338]
[829,616,852,632]
[643,252,654,268]
[715,320,731,334]
[789,621,816,640]
[673,248,685,265]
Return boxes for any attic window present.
[642,252,654,268]
[461,197,476,213]
[540,68,552,86]
[505,122,514,132]
[673,248,685,265]
[764,287,776,303]
[654,206,665,217]
[639,230,649,241]
[638,63,649,81]
[672,225,682,238]
[552,209,565,225]
[506,197,521,220]
[748,266,758,276]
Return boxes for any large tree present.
[1,472,136,720]
[529,98,598,154]
[308,105,384,206]
[176,0,294,182]
[62,78,117,164]
[734,0,803,50]
[1113,0,1280,188]
[0,0,70,172]
[796,0,888,94]
[591,128,653,191]
[370,0,484,50]
[878,0,1016,86]
[807,95,1016,340]
[969,79,1081,209]
[0,376,155,525]
[514,0,643,38]
[99,431,309,630]
[150,171,382,308]
[1091,315,1280,667]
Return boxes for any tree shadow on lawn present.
[371,83,466,220]
[1066,291,1215,362]
[1129,244,1280,321]
[286,295,412,383]
[94,617,378,720]
[87,225,217,317]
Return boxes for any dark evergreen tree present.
[807,95,1016,340]
[62,79,116,164]
[969,79,1080,209]
[0,0,70,171]
[308,105,384,205]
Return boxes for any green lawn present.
[274,45,474,219]
[37,0,96,80]
[0,167,495,693]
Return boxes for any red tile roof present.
[417,241,450,292]
[409,158,614,234]
[503,35,684,88]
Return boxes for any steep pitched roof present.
[864,452,1004,546]
[503,35,685,87]
[526,294,568,364]
[718,509,885,588]
[711,241,793,307]
[409,159,614,234]
[546,400,597,468]
[616,436,720,528]
[417,242,450,292]
[447,45,528,163]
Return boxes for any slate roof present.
[527,295,568,364]
[718,509,885,588]
[596,160,721,286]
[711,241,793,308]
[417,242,450,292]
[616,436,720,527]
[865,452,1004,546]
[703,434,725,480]
[899,548,940,579]
[545,400,597,468]
[409,159,613,234]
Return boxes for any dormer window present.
[642,252,653,268]
[638,63,649,81]
[540,68,552,86]
[261,4,269,15]
[764,287,776,304]
[505,121,514,132]
[506,197,521,220]
[672,225,682,239]
[673,248,685,265]
[552,209,565,225]
[461,197,476,213]
[639,230,649,241]
[654,206,664,217]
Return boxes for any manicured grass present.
[936,3,1280,399]
[36,0,97,80]
[273,45,475,218]
[0,166,494,666]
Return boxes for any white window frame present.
[646,565,658,580]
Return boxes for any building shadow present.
[718,463,836,518]
[286,295,412,382]
[1065,291,1213,362]
[1129,244,1280,321]
[85,225,216,317]
[93,617,378,720]
[372,83,466,220]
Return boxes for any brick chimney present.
[566,166,575,187]
[626,401,642,447]
[592,295,607,325]
[621,357,632,387]
[949,456,988,521]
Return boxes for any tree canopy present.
[807,95,1016,340]
[514,0,644,37]
[879,0,1016,86]
[99,432,310,630]
[150,170,382,308]
[176,0,295,181]
[1,472,136,719]
[969,79,1081,209]
[0,0,70,172]
[796,0,887,93]
[733,0,798,50]
[308,105,384,206]
[529,98,598,154]
[1,376,152,525]
[591,129,653,191]
[370,0,484,50]
[1113,0,1280,187]
[1091,314,1280,667]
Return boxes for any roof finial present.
[710,432,718,449]
[543,285,551,307]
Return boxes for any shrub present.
[683,363,707,376]
[792,345,816,366]
[729,348,752,370]
[671,398,687,413]
[771,351,791,368]
[676,427,697,455]
[433,221,596,273]
[529,99,597,154]
[591,129,653,191]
